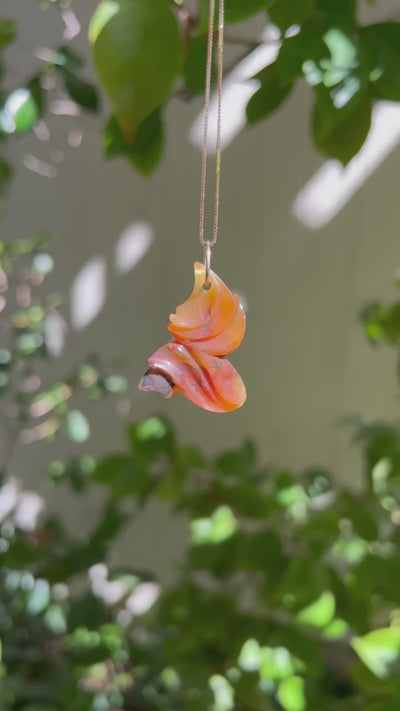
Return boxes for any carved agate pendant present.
[138,262,246,413]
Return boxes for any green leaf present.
[246,63,293,124]
[278,676,306,711]
[277,29,327,83]
[351,662,397,696]
[0,88,40,134]
[296,591,335,628]
[91,503,127,550]
[93,454,135,486]
[324,27,357,71]
[61,69,99,111]
[104,110,164,175]
[322,618,350,641]
[313,0,356,27]
[352,629,400,679]
[128,416,175,459]
[238,639,261,672]
[26,579,51,616]
[66,409,90,443]
[93,454,154,499]
[0,157,13,197]
[89,0,182,139]
[215,440,257,477]
[277,556,328,608]
[184,38,213,95]
[312,83,372,164]
[268,0,314,33]
[191,506,238,545]
[360,23,400,101]
[361,302,400,345]
[259,647,296,681]
[209,674,234,711]
[28,76,45,116]
[54,45,85,70]
[198,0,270,32]
[44,604,67,635]
[341,494,378,541]
[0,19,16,51]
[223,481,276,518]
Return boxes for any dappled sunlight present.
[50,99,81,117]
[45,310,67,358]
[33,120,51,142]
[23,154,57,178]
[67,221,153,333]
[89,564,127,605]
[61,8,81,41]
[89,564,160,616]
[126,582,160,616]
[0,477,44,532]
[0,478,19,521]
[14,491,44,531]
[70,257,106,330]
[68,127,83,148]
[190,27,281,152]
[115,220,153,274]
[293,102,400,229]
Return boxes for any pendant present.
[138,262,246,413]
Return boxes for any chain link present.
[199,0,225,253]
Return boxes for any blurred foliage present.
[3,2,400,175]
[0,239,127,463]
[0,17,99,199]
[3,284,400,708]
[87,0,400,171]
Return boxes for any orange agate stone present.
[138,262,246,413]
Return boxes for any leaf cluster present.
[3,392,400,709]
[89,0,400,173]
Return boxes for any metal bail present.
[203,243,212,290]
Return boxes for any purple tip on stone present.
[138,370,175,399]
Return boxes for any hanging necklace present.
[139,0,247,413]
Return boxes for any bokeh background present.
[2,0,400,579]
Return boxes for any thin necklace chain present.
[199,0,225,249]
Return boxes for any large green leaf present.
[246,63,293,124]
[89,0,182,139]
[352,629,400,679]
[0,88,40,134]
[278,676,306,711]
[184,38,214,96]
[360,23,400,101]
[61,70,99,112]
[259,647,296,681]
[104,110,164,175]
[313,0,356,27]
[312,83,372,164]
[277,28,328,83]
[296,591,335,628]
[128,416,175,459]
[93,454,154,499]
[191,506,238,546]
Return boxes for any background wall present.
[2,0,400,578]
